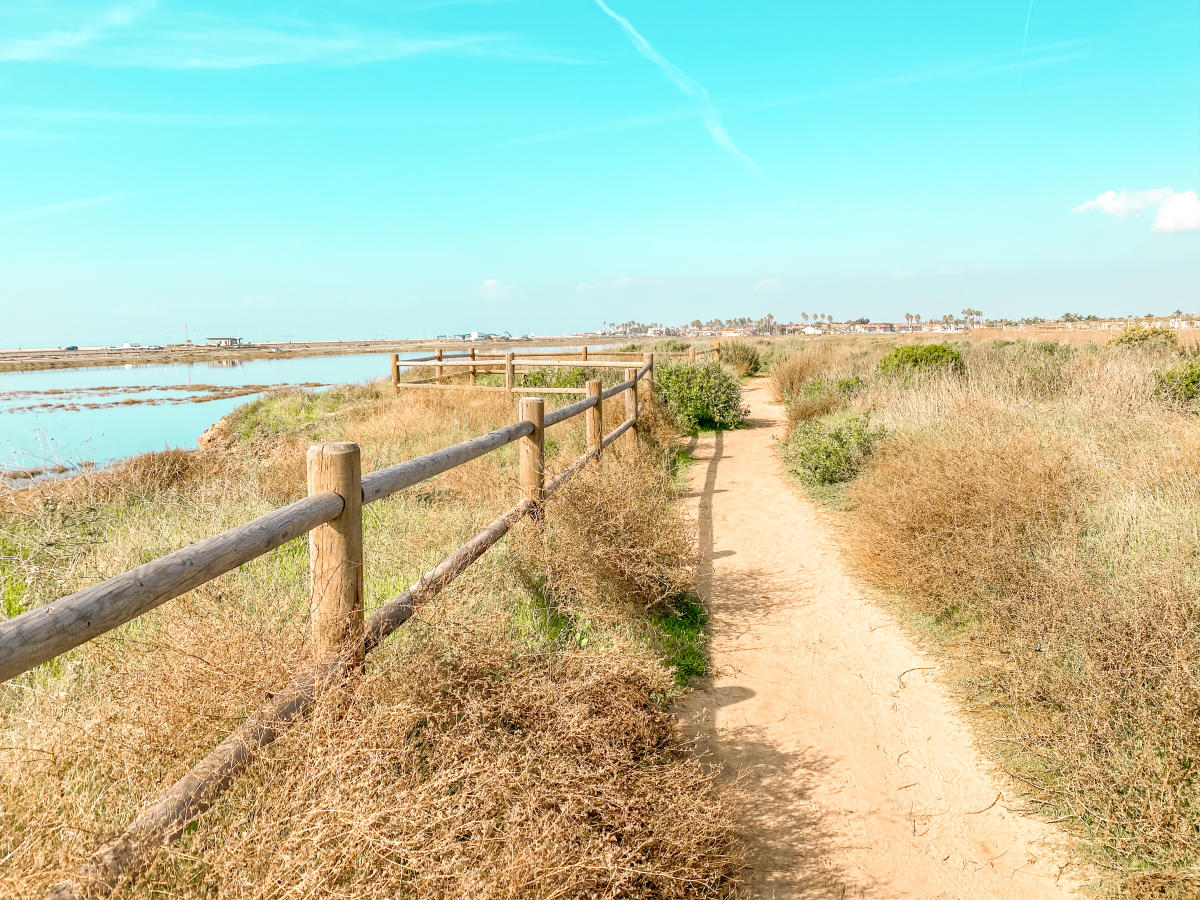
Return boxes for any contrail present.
[1019,0,1034,87]
[590,0,762,176]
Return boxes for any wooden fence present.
[388,343,719,393]
[0,357,656,898]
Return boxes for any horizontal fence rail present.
[361,421,533,505]
[0,493,345,683]
[390,342,707,395]
[4,353,657,899]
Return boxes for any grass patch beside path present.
[771,336,1200,898]
[0,383,742,898]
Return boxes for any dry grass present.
[973,325,1200,348]
[771,335,1200,896]
[782,391,842,431]
[0,383,742,898]
[768,345,839,401]
[519,446,695,618]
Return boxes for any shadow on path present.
[681,422,868,898]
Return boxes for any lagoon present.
[0,352,426,471]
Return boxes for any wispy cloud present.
[752,39,1090,110]
[589,0,763,177]
[3,106,302,126]
[0,5,573,69]
[476,278,516,301]
[1075,188,1200,232]
[1018,1,1035,87]
[501,106,692,147]
[0,0,156,62]
[0,192,132,225]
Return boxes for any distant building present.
[207,337,243,347]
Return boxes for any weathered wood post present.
[581,345,588,362]
[714,341,721,363]
[469,346,477,385]
[505,352,515,394]
[625,367,638,443]
[435,347,444,381]
[643,352,655,390]
[519,397,544,511]
[390,353,399,391]
[306,442,364,667]
[688,345,696,363]
[585,379,603,454]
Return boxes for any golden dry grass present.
[973,325,1200,348]
[0,382,743,898]
[772,335,1200,897]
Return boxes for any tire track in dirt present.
[679,378,1081,898]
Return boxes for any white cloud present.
[0,192,131,224]
[0,5,567,70]
[0,1,156,62]
[751,277,782,291]
[1075,188,1200,232]
[1154,190,1200,232]
[590,0,762,177]
[476,278,515,301]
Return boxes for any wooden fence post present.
[390,353,399,391]
[581,345,588,362]
[435,347,444,381]
[624,367,638,443]
[643,352,655,390]
[688,345,696,363]
[306,442,364,667]
[519,397,544,509]
[505,352,515,393]
[714,341,721,362]
[585,379,603,454]
[469,346,477,385]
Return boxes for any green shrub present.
[1155,358,1200,409]
[783,413,884,485]
[877,343,963,375]
[654,338,690,354]
[655,362,748,432]
[720,341,761,376]
[523,366,614,389]
[1110,324,1178,348]
[835,375,865,396]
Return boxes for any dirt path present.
[680,379,1079,899]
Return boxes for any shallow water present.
[0,347,598,471]
[0,353,395,470]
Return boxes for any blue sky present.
[1,0,1197,345]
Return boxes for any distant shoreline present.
[0,337,600,374]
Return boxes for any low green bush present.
[783,412,884,485]
[523,366,614,389]
[1110,324,1178,348]
[877,343,963,375]
[1155,358,1200,409]
[835,375,865,395]
[654,338,690,354]
[720,341,761,376]
[655,362,748,432]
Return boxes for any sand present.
[681,378,1082,898]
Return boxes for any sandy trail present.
[680,379,1078,899]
